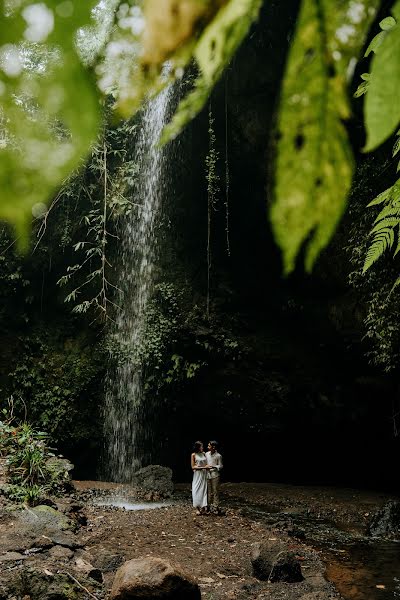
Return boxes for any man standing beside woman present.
[191,440,223,516]
[206,440,223,514]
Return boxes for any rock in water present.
[110,557,201,599]
[130,465,174,498]
[367,500,400,538]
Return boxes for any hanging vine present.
[205,102,220,318]
[56,119,137,321]
[225,72,231,257]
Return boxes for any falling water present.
[104,81,175,482]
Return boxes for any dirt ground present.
[71,481,395,600]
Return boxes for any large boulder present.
[110,557,201,600]
[251,540,303,583]
[130,465,174,499]
[367,501,400,538]
[0,505,80,554]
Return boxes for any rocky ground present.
[0,480,397,600]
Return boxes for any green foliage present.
[359,86,400,278]
[0,0,263,240]
[364,1,400,151]
[0,0,100,246]
[108,280,242,394]
[55,118,137,319]
[347,156,400,372]
[0,0,399,280]
[271,0,378,274]
[0,405,68,505]
[7,333,104,446]
[363,178,400,273]
[160,0,263,143]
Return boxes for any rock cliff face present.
[153,1,399,488]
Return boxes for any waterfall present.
[104,81,175,483]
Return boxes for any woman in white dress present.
[191,441,210,515]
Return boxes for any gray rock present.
[367,501,400,538]
[110,557,201,600]
[0,505,80,554]
[251,540,303,583]
[0,551,25,561]
[18,505,74,532]
[130,465,174,498]
[269,551,304,583]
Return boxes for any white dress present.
[192,452,208,508]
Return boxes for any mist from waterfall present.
[104,81,175,483]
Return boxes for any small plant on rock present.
[0,400,71,505]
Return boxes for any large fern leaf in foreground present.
[363,181,400,272]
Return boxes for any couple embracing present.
[191,440,223,516]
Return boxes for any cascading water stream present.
[104,81,175,483]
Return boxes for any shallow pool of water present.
[95,498,172,511]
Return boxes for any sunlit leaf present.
[160,0,262,143]
[0,0,100,247]
[271,0,379,274]
[379,16,396,31]
[365,1,400,152]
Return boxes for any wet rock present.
[130,465,174,498]
[110,557,201,599]
[251,541,303,582]
[367,501,400,538]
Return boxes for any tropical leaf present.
[271,0,379,274]
[160,0,263,143]
[364,0,400,151]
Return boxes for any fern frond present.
[363,228,395,272]
[373,200,400,223]
[370,217,400,234]
[390,275,400,295]
[367,185,394,207]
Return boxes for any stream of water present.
[104,80,175,483]
[234,499,400,600]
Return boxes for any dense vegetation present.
[0,0,399,485]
